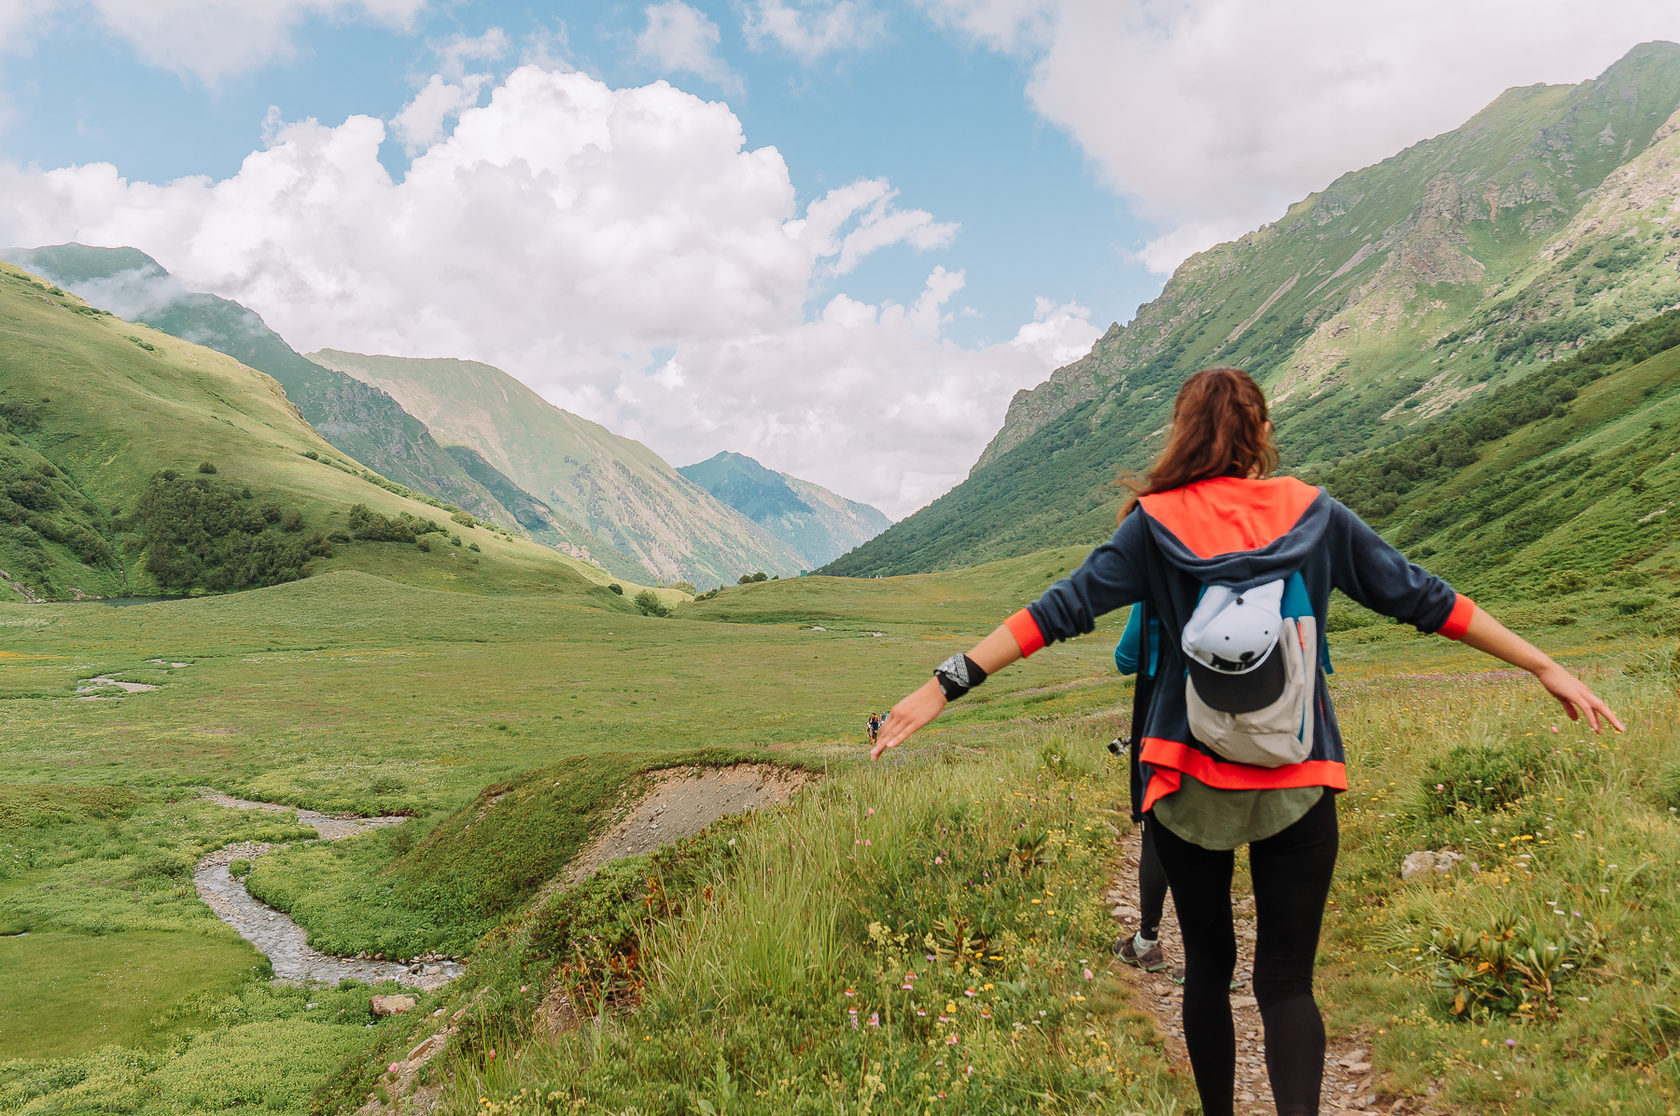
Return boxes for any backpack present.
[1179,572,1318,768]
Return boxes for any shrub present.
[671,580,698,595]
[738,571,769,584]
[607,583,624,595]
[120,472,328,592]
[197,462,217,474]
[1418,740,1542,815]
[1431,914,1598,1020]
[634,589,672,617]
[345,504,415,543]
[228,859,252,879]
[451,511,477,528]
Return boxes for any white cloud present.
[636,2,740,91]
[0,65,1087,516]
[80,0,429,85]
[924,0,1680,273]
[392,74,488,153]
[433,27,508,81]
[742,0,885,61]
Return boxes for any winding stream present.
[194,795,463,990]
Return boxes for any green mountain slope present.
[0,249,504,527]
[828,41,1680,576]
[310,350,806,587]
[1309,309,1680,601]
[0,260,630,602]
[677,451,891,570]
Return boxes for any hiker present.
[1111,602,1177,978]
[866,713,880,744]
[870,367,1621,1116]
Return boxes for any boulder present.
[1399,849,1463,880]
[371,994,417,1016]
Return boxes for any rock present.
[424,964,441,976]
[371,994,417,1016]
[1400,849,1462,879]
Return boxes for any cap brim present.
[1186,641,1287,714]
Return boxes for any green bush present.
[633,589,672,617]
[228,859,252,879]
[1430,914,1598,1021]
[1418,740,1542,815]
[197,461,217,474]
[607,583,624,595]
[121,472,329,592]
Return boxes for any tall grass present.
[444,732,1188,1115]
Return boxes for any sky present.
[1,2,1679,518]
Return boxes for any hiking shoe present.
[1114,934,1171,973]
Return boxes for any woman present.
[871,367,1621,1116]
[1111,603,1177,978]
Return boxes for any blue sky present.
[2,1,1678,516]
[0,2,1147,350]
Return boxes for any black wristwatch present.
[933,654,987,700]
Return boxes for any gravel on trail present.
[194,795,462,990]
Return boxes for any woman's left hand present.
[870,678,946,761]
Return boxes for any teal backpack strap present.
[1280,571,1331,674]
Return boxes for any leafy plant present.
[1430,914,1598,1020]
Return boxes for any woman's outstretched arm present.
[1456,604,1624,733]
[869,624,1026,760]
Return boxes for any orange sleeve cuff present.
[1004,608,1046,657]
[1438,593,1475,640]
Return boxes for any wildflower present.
[963,988,976,997]
[965,1066,973,1077]
[519,985,527,993]
[934,856,942,865]
[867,807,875,816]
[389,1063,401,1074]
[488,1049,496,1060]
[1506,1038,1517,1047]
[1435,783,1445,791]
[945,1001,956,1013]
[946,1034,959,1045]
[980,1010,992,1019]
[865,839,871,847]
[845,987,856,997]
[1083,968,1093,980]
[868,1012,879,1027]
[939,1015,949,1023]
[917,1009,927,1016]
[902,982,914,990]
[1550,726,1559,733]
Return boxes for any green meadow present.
[1,553,1675,1114]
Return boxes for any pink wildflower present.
[946,1034,959,1045]
[388,1064,400,1074]
[1083,968,1094,980]
[868,1012,879,1027]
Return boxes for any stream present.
[194,795,463,990]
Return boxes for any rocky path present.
[1106,827,1398,1115]
[195,795,463,990]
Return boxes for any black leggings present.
[1148,792,1338,1116]
[1138,820,1168,941]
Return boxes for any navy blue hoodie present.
[1004,476,1474,809]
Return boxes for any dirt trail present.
[564,763,815,883]
[1107,826,1408,1115]
[195,795,462,989]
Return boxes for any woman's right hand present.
[1535,663,1625,733]
[870,678,947,761]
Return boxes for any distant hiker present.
[1111,603,1177,979]
[871,367,1622,1116]
[866,713,880,743]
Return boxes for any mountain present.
[0,244,652,579]
[826,41,1680,577]
[676,451,891,570]
[308,350,807,587]
[0,259,630,603]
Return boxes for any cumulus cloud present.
[78,0,428,85]
[923,0,1680,273]
[0,65,1090,516]
[636,2,740,91]
[742,0,885,61]
[392,74,489,152]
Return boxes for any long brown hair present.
[1120,367,1277,520]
